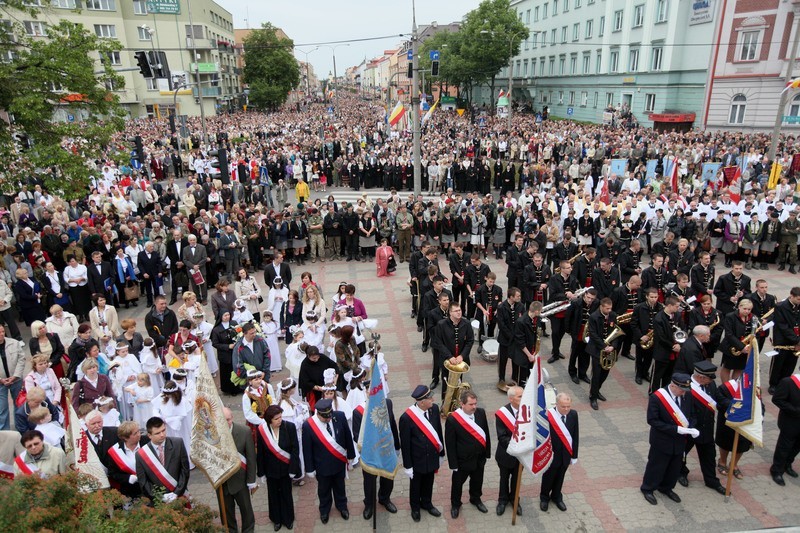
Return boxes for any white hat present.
[323,368,337,385]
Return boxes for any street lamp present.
[319,43,350,117]
[296,47,319,97]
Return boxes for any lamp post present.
[319,44,350,117]
[184,0,208,144]
[296,47,319,98]
[410,0,421,197]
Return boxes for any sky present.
[217,0,482,78]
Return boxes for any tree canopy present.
[242,23,301,111]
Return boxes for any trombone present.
[554,252,583,274]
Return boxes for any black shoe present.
[320,514,329,524]
[146,301,154,307]
[471,500,488,513]
[411,510,421,522]
[570,375,580,384]
[347,256,353,262]
[340,509,349,520]
[169,298,177,305]
[427,506,441,517]
[541,331,550,338]
[131,301,138,307]
[411,311,416,318]
[791,266,797,274]
[597,392,607,401]
[496,503,506,516]
[778,264,786,271]
[769,386,776,395]
[773,473,786,486]
[430,379,439,390]
[540,500,549,512]
[517,505,522,516]
[555,501,567,512]
[381,500,397,513]
[421,344,428,352]
[786,466,799,478]
[274,524,281,532]
[547,355,559,364]
[451,506,460,519]
[711,485,726,495]
[659,489,681,503]
[590,399,599,410]
[643,373,652,382]
[678,475,688,487]
[635,376,643,385]
[363,506,373,520]
[417,325,423,332]
[623,353,635,361]
[642,490,657,505]
[580,375,591,384]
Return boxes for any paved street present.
[91,187,800,532]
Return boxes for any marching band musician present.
[540,392,580,512]
[690,252,715,302]
[650,297,685,395]
[618,239,643,285]
[587,297,619,411]
[420,276,453,353]
[417,249,444,333]
[553,231,579,264]
[688,295,723,361]
[770,370,800,486]
[505,233,526,291]
[511,302,543,387]
[431,303,475,401]
[409,242,431,319]
[718,299,755,383]
[714,261,752,317]
[473,272,503,354]
[678,361,727,495]
[668,274,696,324]
[611,274,643,363]
[768,287,800,395]
[744,279,777,352]
[573,248,596,291]
[465,253,491,320]
[641,254,668,303]
[522,252,551,309]
[632,288,663,386]
[494,385,523,517]
[399,385,444,523]
[591,257,621,299]
[668,239,695,279]
[495,287,525,392]
[448,243,471,312]
[445,390,491,519]
[546,260,580,364]
[566,288,599,385]
[427,292,451,391]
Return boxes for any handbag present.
[124,281,140,301]
[15,388,27,408]
[387,254,397,273]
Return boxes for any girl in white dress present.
[152,381,193,468]
[110,342,142,421]
[277,377,309,482]
[359,339,390,397]
[266,278,289,334]
[139,338,164,396]
[283,328,306,379]
[260,311,282,373]
[124,373,154,427]
[300,310,325,353]
[191,311,218,376]
[233,299,254,325]
[94,396,121,427]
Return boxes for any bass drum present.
[481,338,500,362]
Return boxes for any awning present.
[649,112,696,123]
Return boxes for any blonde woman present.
[45,304,80,348]
[24,353,63,407]
[301,284,327,327]
[177,291,205,323]
[234,266,262,322]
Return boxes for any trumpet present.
[771,345,800,357]
[554,252,583,274]
[600,325,625,370]
[640,329,654,350]
[442,360,471,417]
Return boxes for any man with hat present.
[302,397,356,524]
[640,372,698,505]
[399,384,444,522]
[679,360,725,494]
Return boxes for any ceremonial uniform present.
[681,363,724,492]
[421,287,453,349]
[713,272,751,317]
[445,407,492,514]
[505,243,525,290]
[135,436,190,501]
[744,291,777,352]
[688,307,723,360]
[427,304,450,385]
[449,250,472,311]
[494,403,520,513]
[219,422,257,533]
[473,283,503,348]
[591,265,621,299]
[547,273,580,361]
[641,266,669,302]
[611,283,642,361]
[399,395,444,518]
[522,263,551,307]
[668,248,695,278]
[496,298,525,385]
[106,436,150,499]
[352,398,400,516]
[432,318,474,399]
[566,296,598,382]
[719,311,754,372]
[632,300,663,383]
[674,336,708,375]
[540,407,579,509]
[617,248,642,284]
[689,263,715,299]
[770,374,800,484]
[770,299,800,389]
[257,420,301,529]
[587,308,619,405]
[465,260,491,319]
[511,312,539,387]
[650,310,683,394]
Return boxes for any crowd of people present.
[1,91,799,528]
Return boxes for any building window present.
[569,91,575,105]
[575,0,581,7]
[523,59,528,76]
[23,21,46,36]
[534,6,539,21]
[532,33,538,48]
[559,56,565,74]
[549,57,555,75]
[582,54,590,74]
[613,10,623,32]
[553,0,558,15]
[103,51,121,65]
[599,16,605,36]
[138,26,151,41]
[543,2,548,18]
[516,60,521,76]
[93,24,116,38]
[532,59,537,76]
[564,0,570,11]
[133,0,147,14]
[551,29,557,46]
[559,91,564,104]
[561,26,567,43]
[651,46,663,70]
[610,50,619,72]
[581,91,588,106]
[656,0,668,22]
[86,0,115,10]
[633,5,645,28]
[729,94,746,123]
[595,50,602,73]
[594,92,599,107]
[524,38,529,50]
[570,54,577,73]
[790,94,800,117]
[739,31,758,61]
[526,9,531,24]
[52,0,76,7]
[606,92,614,107]
[146,78,158,91]
[585,19,593,39]
[645,93,656,112]
[629,49,639,71]
[573,23,580,41]
[104,79,118,91]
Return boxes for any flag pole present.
[511,463,523,525]
[372,475,378,532]
[218,486,229,530]
[724,431,740,502]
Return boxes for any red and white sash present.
[107,445,137,476]
[723,379,741,401]
[307,416,348,463]
[257,424,290,464]
[690,378,717,412]
[547,408,574,456]
[0,461,13,479]
[137,445,177,492]
[451,409,487,448]
[495,406,516,433]
[355,404,365,416]
[405,405,443,452]
[239,453,247,471]
[653,389,689,428]
[791,374,800,391]
[14,452,38,476]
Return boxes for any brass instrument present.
[673,325,688,344]
[640,329,654,350]
[554,252,583,274]
[572,286,594,300]
[771,345,800,357]
[540,302,571,321]
[616,312,633,325]
[540,300,568,314]
[600,325,626,370]
[709,314,721,331]
[730,308,775,356]
[442,360,471,417]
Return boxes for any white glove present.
[404,468,414,479]
[162,492,177,503]
[676,426,691,435]
[570,458,578,466]
[688,428,700,439]
[451,468,458,472]
[306,471,316,479]
[258,476,266,485]
[128,474,138,484]
[247,483,257,490]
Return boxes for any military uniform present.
[308,213,325,262]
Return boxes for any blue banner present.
[724,340,763,447]
[359,359,399,478]
[702,162,722,186]
[645,159,658,179]
[610,159,627,177]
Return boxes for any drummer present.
[474,272,503,355]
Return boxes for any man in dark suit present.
[540,392,580,512]
[83,408,119,466]
[674,326,711,375]
[650,298,684,395]
[566,288,598,385]
[137,241,162,307]
[445,390,491,519]
[219,224,242,277]
[641,373,697,505]
[302,398,357,524]
[631,288,663,385]
[166,230,189,305]
[770,370,800,486]
[495,287,525,392]
[136,416,190,503]
[182,234,209,303]
[399,385,444,522]
[145,296,179,355]
[263,251,292,289]
[546,260,580,363]
[105,421,150,499]
[86,251,114,303]
[713,262,751,317]
[587,298,620,411]
[768,287,800,393]
[495,385,523,516]
[218,407,256,533]
[592,257,621,299]
[511,302,542,388]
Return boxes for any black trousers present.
[140,275,159,305]
[476,317,496,347]
[636,347,654,380]
[568,339,589,378]
[498,463,520,505]
[511,361,531,388]
[431,348,443,383]
[452,282,468,312]
[0,308,21,339]
[641,448,683,492]
[681,439,721,488]
[619,324,634,358]
[363,471,394,506]
[218,484,255,533]
[170,268,188,300]
[345,232,359,258]
[316,471,347,515]
[550,316,567,358]
[451,465,485,507]
[650,359,675,395]
[771,424,800,474]
[498,345,510,381]
[769,351,798,388]
[409,470,435,512]
[590,356,609,401]
[540,462,569,502]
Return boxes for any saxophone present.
[442,360,471,417]
[640,329,654,350]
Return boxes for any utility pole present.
[507,39,513,131]
[411,0,421,198]
[768,9,800,163]
[185,0,207,144]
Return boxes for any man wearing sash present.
[136,416,190,503]
[302,398,356,524]
[769,287,800,394]
[641,373,698,505]
[445,390,491,518]
[494,385,522,516]
[106,421,149,499]
[219,407,256,533]
[14,429,66,478]
[399,385,444,522]
[770,372,800,486]
[540,392,579,512]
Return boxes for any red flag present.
[670,159,679,194]
[599,177,609,204]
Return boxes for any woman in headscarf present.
[211,310,239,395]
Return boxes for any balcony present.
[186,37,216,50]
[190,62,220,74]
[194,86,222,97]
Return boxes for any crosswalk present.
[305,186,441,207]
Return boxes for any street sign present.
[407,49,413,61]
[567,107,574,116]
[783,115,800,124]
[146,0,180,14]
[67,114,75,123]
[478,117,487,128]
[430,50,440,61]
[327,106,334,115]
[130,158,142,170]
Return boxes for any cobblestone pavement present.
[100,188,800,532]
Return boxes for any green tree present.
[0,1,125,199]
[243,23,300,111]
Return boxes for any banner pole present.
[218,486,229,530]
[724,431,740,502]
[372,475,378,532]
[511,462,523,526]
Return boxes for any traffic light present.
[129,135,145,166]
[134,51,153,78]
[407,62,413,78]
[431,60,440,76]
[209,148,229,184]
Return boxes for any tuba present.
[442,360,471,417]
[600,325,625,370]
